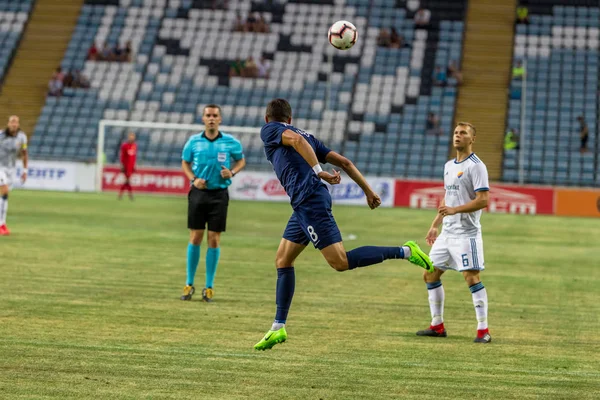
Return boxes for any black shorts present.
[581,135,588,149]
[188,187,229,232]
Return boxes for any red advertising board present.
[102,166,188,194]
[394,179,554,215]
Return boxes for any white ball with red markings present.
[327,20,358,50]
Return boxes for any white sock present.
[470,283,488,330]
[427,281,444,326]
[0,196,7,225]
[271,322,285,331]
[402,246,411,259]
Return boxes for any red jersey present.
[120,142,137,171]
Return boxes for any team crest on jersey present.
[457,171,464,178]
[218,152,227,162]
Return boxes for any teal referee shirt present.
[182,131,244,190]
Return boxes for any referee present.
[180,104,246,302]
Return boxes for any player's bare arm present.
[438,190,489,217]
[281,129,341,185]
[426,199,445,245]
[325,151,381,209]
[220,158,246,179]
[181,160,206,189]
[20,146,28,183]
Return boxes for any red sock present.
[119,184,126,196]
[430,323,445,333]
[477,328,489,338]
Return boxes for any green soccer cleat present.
[254,327,287,351]
[403,241,434,273]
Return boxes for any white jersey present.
[0,129,27,169]
[442,153,489,237]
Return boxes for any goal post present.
[96,119,262,192]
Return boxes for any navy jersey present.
[261,121,332,208]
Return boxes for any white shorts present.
[0,168,12,188]
[429,232,485,272]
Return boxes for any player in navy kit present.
[254,99,434,350]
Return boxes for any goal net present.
[96,120,264,192]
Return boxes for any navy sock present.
[275,267,295,324]
[346,246,403,270]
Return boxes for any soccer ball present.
[328,20,358,50]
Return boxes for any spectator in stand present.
[447,60,463,85]
[100,42,113,61]
[246,12,257,32]
[389,27,405,48]
[377,28,391,47]
[52,67,64,82]
[112,43,123,61]
[433,66,447,86]
[229,58,246,77]
[122,41,133,62]
[257,56,271,78]
[504,128,519,150]
[48,76,63,96]
[244,57,259,78]
[210,0,228,9]
[426,112,443,136]
[512,60,525,80]
[233,12,245,32]
[578,115,589,154]
[516,3,529,24]
[87,42,98,60]
[73,70,90,88]
[414,8,431,28]
[63,70,74,88]
[255,14,269,33]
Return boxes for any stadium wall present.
[14,160,96,192]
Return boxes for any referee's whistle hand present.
[220,165,233,179]
[193,178,207,189]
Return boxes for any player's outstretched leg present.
[255,239,304,351]
[320,241,433,272]
[403,241,435,272]
[417,268,447,337]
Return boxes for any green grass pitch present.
[1,190,599,399]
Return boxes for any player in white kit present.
[417,122,492,343]
[0,116,28,236]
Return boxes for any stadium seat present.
[503,3,599,186]
[27,0,469,177]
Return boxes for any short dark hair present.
[203,104,222,116]
[266,98,292,122]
